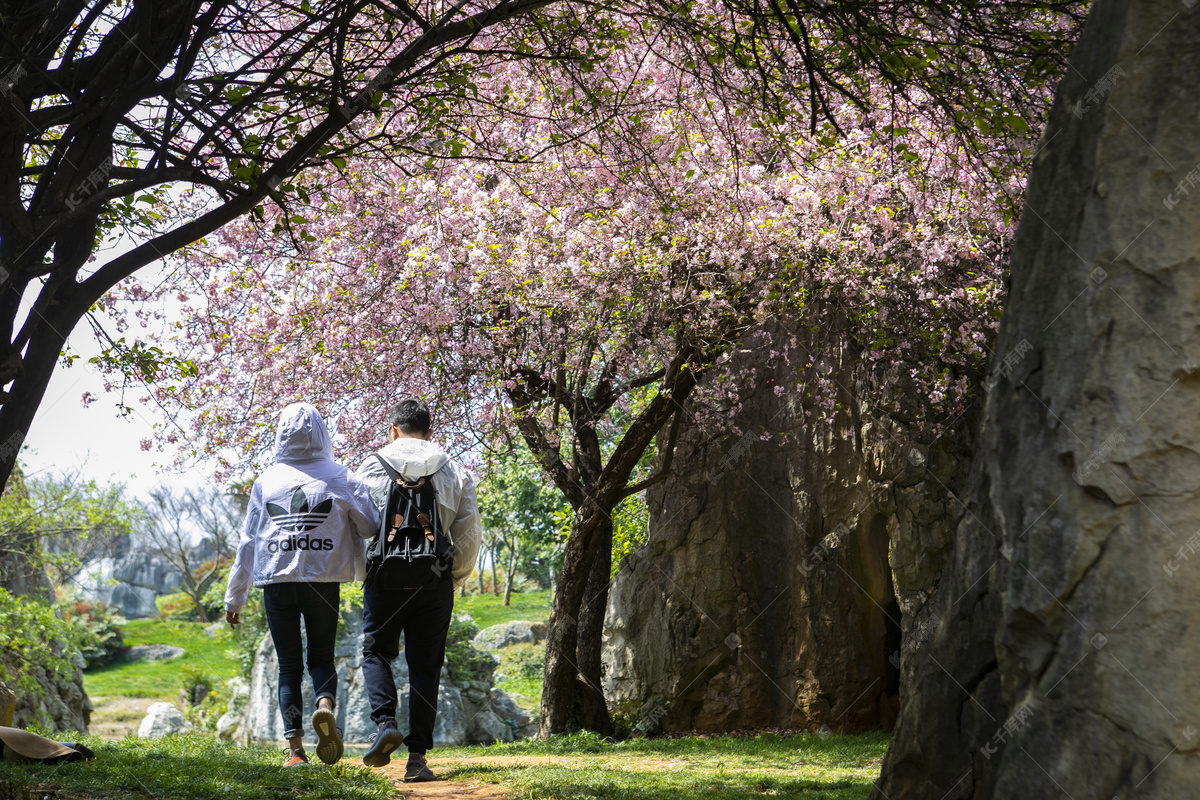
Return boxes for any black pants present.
[360,578,454,754]
[263,582,341,739]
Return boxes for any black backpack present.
[366,455,455,588]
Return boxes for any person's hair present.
[388,399,431,435]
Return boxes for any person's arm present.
[346,471,382,539]
[448,471,483,588]
[224,481,262,624]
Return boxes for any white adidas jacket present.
[354,437,483,589]
[224,404,380,613]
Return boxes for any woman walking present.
[224,403,379,766]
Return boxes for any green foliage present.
[443,615,497,684]
[229,587,268,678]
[495,642,545,710]
[179,664,213,705]
[156,590,202,621]
[611,492,648,577]
[478,447,570,586]
[0,464,142,584]
[436,730,892,799]
[61,600,127,669]
[0,586,87,698]
[0,733,393,800]
[82,619,239,698]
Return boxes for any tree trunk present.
[477,549,485,595]
[503,540,518,606]
[539,506,609,735]
[491,543,500,596]
[0,318,71,491]
[873,2,1200,797]
[574,515,614,735]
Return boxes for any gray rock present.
[138,702,193,738]
[127,644,185,662]
[603,320,965,734]
[472,621,541,650]
[467,708,513,744]
[216,711,240,740]
[874,5,1200,798]
[76,553,185,619]
[204,622,224,638]
[487,689,537,740]
[433,687,466,745]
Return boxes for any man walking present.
[355,399,482,780]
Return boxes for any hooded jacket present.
[224,403,380,613]
[354,436,482,589]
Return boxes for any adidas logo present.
[266,488,333,533]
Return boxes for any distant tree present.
[0,463,142,590]
[140,485,239,622]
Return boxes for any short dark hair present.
[388,399,431,435]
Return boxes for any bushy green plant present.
[227,587,267,678]
[178,664,212,706]
[61,600,127,669]
[155,591,200,621]
[506,643,545,680]
[0,587,87,698]
[443,615,496,684]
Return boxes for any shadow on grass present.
[0,734,392,800]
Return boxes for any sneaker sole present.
[311,708,343,765]
[362,729,404,768]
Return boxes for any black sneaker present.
[362,721,403,768]
[311,707,343,765]
[403,753,438,782]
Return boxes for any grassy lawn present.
[434,731,890,800]
[454,588,552,630]
[83,619,241,698]
[0,734,392,800]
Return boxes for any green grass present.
[493,642,544,709]
[435,731,890,800]
[83,619,241,698]
[454,588,552,631]
[0,733,392,800]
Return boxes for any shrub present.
[178,664,212,706]
[227,587,267,678]
[154,591,199,621]
[0,587,87,699]
[443,615,496,684]
[61,600,127,669]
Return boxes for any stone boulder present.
[472,621,544,650]
[233,610,532,746]
[603,318,970,734]
[126,644,185,662]
[138,702,193,738]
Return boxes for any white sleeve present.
[449,471,483,588]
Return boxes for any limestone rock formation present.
[473,621,545,650]
[872,2,1200,797]
[76,553,184,619]
[235,612,534,745]
[603,320,971,734]
[138,702,193,738]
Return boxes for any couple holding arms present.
[223,398,482,781]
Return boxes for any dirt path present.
[89,696,168,740]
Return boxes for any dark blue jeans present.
[361,577,454,754]
[263,581,340,739]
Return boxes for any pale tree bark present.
[873,2,1200,796]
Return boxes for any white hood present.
[273,403,334,464]
[375,437,450,479]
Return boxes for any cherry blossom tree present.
[128,0,1054,728]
